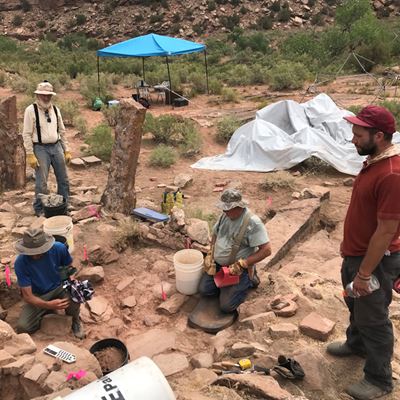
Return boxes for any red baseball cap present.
[344,105,396,134]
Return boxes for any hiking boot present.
[345,378,391,400]
[72,320,85,339]
[327,341,356,357]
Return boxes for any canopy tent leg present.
[204,50,209,95]
[142,57,145,81]
[166,56,172,104]
[97,56,100,97]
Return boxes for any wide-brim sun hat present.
[216,188,249,211]
[15,228,55,256]
[34,81,56,96]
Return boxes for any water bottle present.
[344,275,380,298]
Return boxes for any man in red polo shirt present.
[327,105,400,400]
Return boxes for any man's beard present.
[356,137,377,156]
[36,97,52,110]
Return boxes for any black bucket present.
[90,338,130,375]
[43,200,67,218]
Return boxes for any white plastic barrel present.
[43,215,74,253]
[62,357,175,400]
[173,249,204,295]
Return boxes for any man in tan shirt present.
[23,81,71,216]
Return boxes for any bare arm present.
[244,242,272,267]
[353,218,399,295]
[20,287,69,310]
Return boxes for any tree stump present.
[0,96,26,192]
[101,98,146,213]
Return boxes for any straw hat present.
[34,81,56,96]
[15,228,55,256]
[216,189,249,211]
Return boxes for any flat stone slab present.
[300,312,335,341]
[81,155,102,165]
[212,374,293,400]
[126,329,176,360]
[152,353,189,376]
[264,199,321,268]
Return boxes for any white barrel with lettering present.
[62,357,175,400]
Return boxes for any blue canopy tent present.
[96,33,209,99]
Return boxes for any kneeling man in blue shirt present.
[14,228,85,339]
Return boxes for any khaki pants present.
[17,285,80,334]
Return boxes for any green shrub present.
[268,61,310,90]
[240,6,248,14]
[311,12,325,26]
[256,16,273,30]
[216,115,241,144]
[207,0,216,11]
[185,208,218,230]
[79,73,113,107]
[221,87,239,103]
[0,70,7,87]
[9,75,29,92]
[102,104,120,127]
[208,78,223,95]
[36,20,46,28]
[378,100,400,128]
[20,0,32,12]
[58,100,79,126]
[85,123,114,161]
[12,15,23,26]
[179,127,202,157]
[149,145,176,167]
[278,8,291,22]
[261,171,296,191]
[270,0,281,12]
[221,14,240,31]
[74,116,88,136]
[335,0,372,32]
[347,105,362,115]
[75,14,87,26]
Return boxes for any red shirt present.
[342,154,400,256]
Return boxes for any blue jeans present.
[341,253,400,391]
[33,142,69,214]
[198,267,253,313]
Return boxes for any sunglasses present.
[44,110,51,123]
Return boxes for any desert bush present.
[102,104,120,127]
[278,7,291,22]
[74,116,88,136]
[261,171,296,191]
[378,100,400,128]
[149,144,177,167]
[79,73,113,107]
[221,14,240,31]
[113,219,141,251]
[20,0,32,12]
[236,32,270,53]
[75,14,87,26]
[185,208,218,230]
[208,78,223,95]
[9,75,29,92]
[216,115,241,144]
[221,87,239,103]
[270,1,281,12]
[178,125,202,157]
[12,15,23,26]
[268,61,310,90]
[0,70,6,87]
[57,100,79,126]
[85,123,114,161]
[36,20,46,28]
[207,0,216,11]
[311,12,325,26]
[226,64,252,86]
[335,0,372,32]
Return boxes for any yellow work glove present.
[229,259,247,276]
[204,248,216,276]
[27,153,39,169]
[64,151,72,164]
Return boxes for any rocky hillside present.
[0,0,399,43]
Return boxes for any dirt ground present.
[1,74,400,400]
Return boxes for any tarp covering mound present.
[191,94,400,176]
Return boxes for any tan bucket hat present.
[34,81,56,96]
[216,188,249,211]
[15,228,55,256]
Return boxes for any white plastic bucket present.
[62,357,176,400]
[43,215,74,253]
[173,249,204,295]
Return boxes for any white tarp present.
[191,93,400,176]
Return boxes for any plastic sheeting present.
[191,94,400,176]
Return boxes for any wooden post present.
[101,98,147,213]
[0,96,26,192]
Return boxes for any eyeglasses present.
[44,110,51,123]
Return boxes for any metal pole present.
[97,56,100,96]
[142,57,145,81]
[166,56,172,104]
[204,50,209,95]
